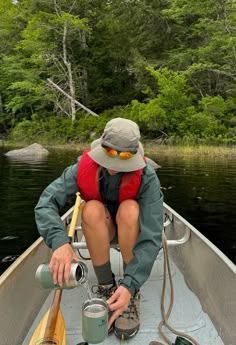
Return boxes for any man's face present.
[107,169,119,175]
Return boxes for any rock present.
[5,143,49,157]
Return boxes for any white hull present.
[0,203,235,345]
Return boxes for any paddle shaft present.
[30,192,82,345]
[43,289,62,339]
[68,192,82,238]
[44,192,81,338]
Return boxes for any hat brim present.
[88,141,146,172]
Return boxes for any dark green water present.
[0,146,235,274]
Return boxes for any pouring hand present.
[49,243,79,286]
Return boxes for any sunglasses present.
[102,145,137,160]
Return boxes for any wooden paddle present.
[29,192,82,345]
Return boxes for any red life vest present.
[77,150,143,203]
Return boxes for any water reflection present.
[155,153,236,264]
[6,155,49,165]
[0,146,80,274]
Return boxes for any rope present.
[151,232,201,345]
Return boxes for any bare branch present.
[62,21,68,66]
[55,100,71,118]
[69,0,77,14]
[189,77,204,98]
[51,55,68,76]
[189,66,236,82]
[53,0,60,16]
[47,78,98,117]
[207,68,236,82]
[62,21,76,120]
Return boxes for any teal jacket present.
[35,158,163,294]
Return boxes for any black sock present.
[93,260,113,285]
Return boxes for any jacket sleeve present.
[121,165,164,294]
[34,162,79,251]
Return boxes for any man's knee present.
[82,200,105,225]
[116,199,139,224]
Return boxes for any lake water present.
[0,146,235,274]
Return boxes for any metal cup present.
[35,262,88,289]
[82,298,108,344]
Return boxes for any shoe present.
[114,290,141,340]
[92,273,117,299]
[92,274,117,333]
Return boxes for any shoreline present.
[1,141,236,157]
[40,142,236,157]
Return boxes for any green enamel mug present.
[82,298,108,344]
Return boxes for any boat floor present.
[23,248,224,345]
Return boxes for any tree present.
[13,1,88,121]
[162,0,236,99]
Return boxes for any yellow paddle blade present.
[29,308,66,345]
[29,192,82,345]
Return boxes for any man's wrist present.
[52,237,71,251]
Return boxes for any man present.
[35,117,163,340]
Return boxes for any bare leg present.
[116,199,140,265]
[82,200,116,266]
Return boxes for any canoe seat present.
[71,212,190,253]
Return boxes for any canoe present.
[0,202,235,345]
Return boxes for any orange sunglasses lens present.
[119,151,134,159]
[103,147,117,157]
[102,147,135,160]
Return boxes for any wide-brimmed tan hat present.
[88,118,146,172]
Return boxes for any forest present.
[0,0,236,145]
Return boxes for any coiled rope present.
[149,232,201,345]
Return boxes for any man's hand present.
[106,285,131,329]
[48,243,79,286]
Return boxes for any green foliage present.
[9,114,109,144]
[179,112,226,137]
[0,0,26,54]
[125,68,195,137]
[0,0,236,145]
[113,67,234,143]
[163,0,236,99]
[198,96,227,119]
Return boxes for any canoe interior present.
[0,203,235,345]
[0,237,51,345]
[23,246,225,345]
[164,203,236,345]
